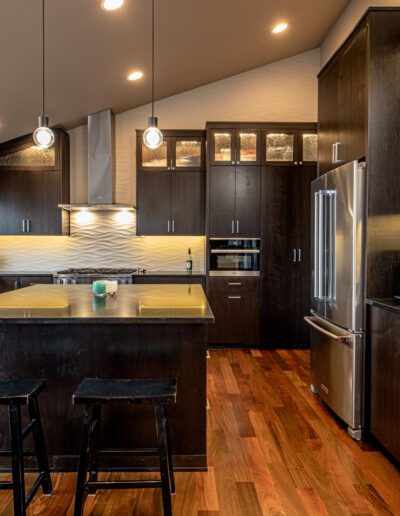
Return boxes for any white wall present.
[0,48,320,273]
[321,0,400,67]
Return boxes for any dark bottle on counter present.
[186,248,193,273]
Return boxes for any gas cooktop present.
[56,268,138,275]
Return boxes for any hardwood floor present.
[0,349,399,515]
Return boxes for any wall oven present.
[209,239,260,276]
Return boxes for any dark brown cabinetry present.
[318,9,400,299]
[208,165,260,237]
[0,130,70,235]
[136,130,205,236]
[208,277,259,346]
[260,163,317,347]
[318,25,368,175]
[209,128,261,166]
[0,275,53,294]
[368,304,400,462]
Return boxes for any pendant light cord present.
[42,0,45,118]
[151,0,154,118]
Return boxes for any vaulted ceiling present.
[0,0,349,143]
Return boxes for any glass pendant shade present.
[143,116,163,149]
[33,116,55,149]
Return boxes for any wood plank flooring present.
[0,349,399,515]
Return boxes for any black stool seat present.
[0,379,46,405]
[73,377,177,516]
[0,379,52,516]
[72,378,177,405]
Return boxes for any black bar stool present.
[0,379,52,516]
[72,377,177,516]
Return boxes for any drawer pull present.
[228,282,242,286]
[228,295,242,300]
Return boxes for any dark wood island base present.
[0,285,214,472]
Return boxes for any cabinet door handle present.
[22,220,26,233]
[332,143,336,164]
[228,282,242,286]
[14,280,19,290]
[293,249,297,262]
[172,219,175,233]
[298,248,302,262]
[228,296,242,300]
[167,220,170,233]
[236,220,239,234]
[231,221,235,234]
[27,219,31,233]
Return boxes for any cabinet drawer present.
[208,276,258,293]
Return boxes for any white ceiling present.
[0,0,350,143]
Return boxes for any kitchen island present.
[0,284,214,471]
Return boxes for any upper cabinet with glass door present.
[137,131,205,171]
[209,128,261,165]
[263,128,318,166]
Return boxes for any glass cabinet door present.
[209,130,235,165]
[264,131,296,164]
[300,132,318,164]
[236,130,260,165]
[173,137,203,171]
[140,139,169,170]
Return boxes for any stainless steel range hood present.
[59,108,136,211]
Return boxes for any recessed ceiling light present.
[101,0,124,11]
[272,22,288,34]
[127,71,144,81]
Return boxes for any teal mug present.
[92,280,107,298]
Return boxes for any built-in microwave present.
[209,239,260,276]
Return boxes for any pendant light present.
[143,0,163,150]
[33,0,55,149]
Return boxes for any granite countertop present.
[0,272,55,276]
[0,284,214,324]
[0,271,206,276]
[366,298,400,315]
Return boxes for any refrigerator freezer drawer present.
[306,315,363,431]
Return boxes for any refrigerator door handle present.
[327,191,336,300]
[314,191,325,299]
[304,316,350,343]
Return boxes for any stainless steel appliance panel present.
[306,315,363,432]
[325,161,365,331]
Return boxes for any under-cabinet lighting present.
[272,22,288,34]
[115,209,134,224]
[75,209,95,225]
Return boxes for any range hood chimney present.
[59,108,135,211]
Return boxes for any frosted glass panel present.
[176,140,201,168]
[0,146,55,168]
[266,133,294,162]
[142,141,168,168]
[239,133,257,161]
[303,134,318,162]
[214,133,231,162]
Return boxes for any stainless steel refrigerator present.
[305,160,365,440]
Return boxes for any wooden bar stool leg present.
[155,403,172,516]
[28,395,52,494]
[74,404,94,516]
[9,404,26,516]
[162,404,175,495]
[88,404,101,495]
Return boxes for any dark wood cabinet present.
[208,276,259,346]
[0,275,53,294]
[368,304,400,462]
[136,130,205,236]
[209,128,261,166]
[0,276,20,294]
[260,163,317,347]
[0,129,70,235]
[208,165,260,238]
[318,25,368,175]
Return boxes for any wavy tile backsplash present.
[0,212,205,273]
